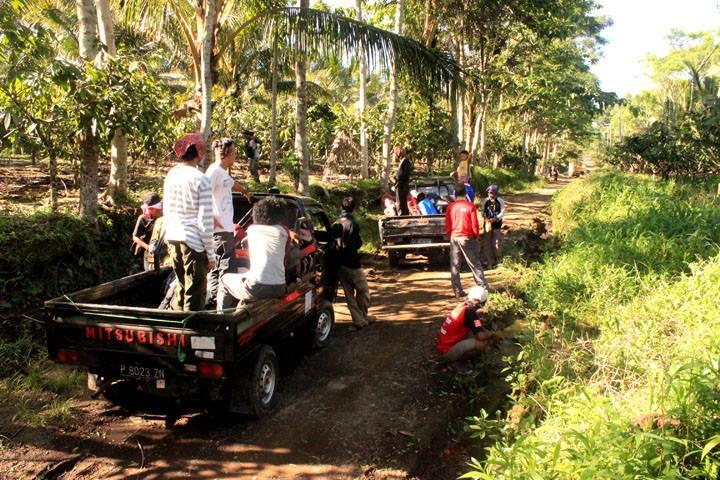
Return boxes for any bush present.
[468,172,720,479]
[0,209,137,340]
[470,166,544,195]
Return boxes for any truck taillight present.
[57,348,79,363]
[198,362,224,378]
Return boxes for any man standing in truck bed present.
[164,133,215,311]
[445,184,488,298]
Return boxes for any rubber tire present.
[305,301,335,350]
[429,249,450,268]
[236,345,280,418]
[388,250,401,268]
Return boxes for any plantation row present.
[469,172,720,479]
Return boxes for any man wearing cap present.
[164,133,216,311]
[436,286,503,363]
[445,184,488,298]
[394,146,412,216]
[131,192,163,271]
[482,185,506,269]
[243,130,261,182]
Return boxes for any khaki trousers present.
[339,266,371,327]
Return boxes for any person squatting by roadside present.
[436,286,503,363]
[482,185,505,269]
[394,146,412,216]
[243,130,261,182]
[332,196,374,330]
[445,183,488,298]
[131,192,163,271]
[205,137,250,308]
[218,196,297,309]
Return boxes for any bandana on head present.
[173,133,206,160]
[141,202,162,219]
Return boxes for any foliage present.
[468,172,720,479]
[597,30,720,177]
[470,166,545,195]
[0,209,138,322]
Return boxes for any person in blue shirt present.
[417,192,439,215]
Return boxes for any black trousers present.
[397,182,410,216]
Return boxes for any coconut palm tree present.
[115,0,459,189]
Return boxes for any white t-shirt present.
[246,224,287,286]
[205,162,234,233]
[163,164,214,257]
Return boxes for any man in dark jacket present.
[331,196,374,330]
[394,146,412,216]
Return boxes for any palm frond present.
[269,7,462,97]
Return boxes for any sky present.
[592,0,720,97]
[324,0,720,98]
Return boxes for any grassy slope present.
[468,172,720,479]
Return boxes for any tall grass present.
[467,172,720,479]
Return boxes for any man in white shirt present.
[205,138,250,306]
[218,196,297,309]
[163,133,215,311]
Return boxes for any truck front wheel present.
[233,345,279,418]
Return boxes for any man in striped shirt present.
[164,133,216,311]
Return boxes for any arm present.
[495,198,506,221]
[471,206,480,238]
[132,216,149,250]
[197,178,215,260]
[445,205,452,239]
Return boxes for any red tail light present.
[198,362,224,378]
[57,348,79,363]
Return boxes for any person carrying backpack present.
[331,196,374,330]
[482,185,506,269]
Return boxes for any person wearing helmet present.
[482,185,506,269]
[436,286,503,363]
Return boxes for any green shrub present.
[0,208,137,346]
[470,166,545,195]
[468,172,720,479]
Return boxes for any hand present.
[208,258,217,270]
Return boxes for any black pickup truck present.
[379,178,455,267]
[45,194,335,424]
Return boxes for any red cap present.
[173,133,206,160]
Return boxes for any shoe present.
[350,323,367,331]
[366,316,377,324]
[454,291,466,299]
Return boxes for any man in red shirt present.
[437,286,502,362]
[445,184,488,298]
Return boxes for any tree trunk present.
[450,86,459,167]
[200,0,216,166]
[96,0,128,203]
[76,0,99,223]
[49,150,58,211]
[295,0,311,194]
[269,31,279,186]
[357,0,369,178]
[381,0,404,191]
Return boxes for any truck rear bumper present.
[381,243,449,250]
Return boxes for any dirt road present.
[0,179,568,480]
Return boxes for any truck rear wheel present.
[305,301,334,349]
[429,249,450,268]
[388,250,401,268]
[233,345,279,418]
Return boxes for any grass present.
[465,171,720,479]
[471,166,546,195]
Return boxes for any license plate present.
[411,238,432,244]
[120,364,166,380]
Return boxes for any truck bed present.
[379,214,448,249]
